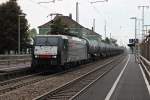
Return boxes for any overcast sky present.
[1,0,150,46]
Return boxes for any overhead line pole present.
[138,6,149,39]
[104,20,107,39]
[89,0,108,39]
[93,18,95,31]
[76,2,79,23]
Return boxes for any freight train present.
[31,35,124,68]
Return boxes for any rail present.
[33,54,125,100]
[139,55,150,83]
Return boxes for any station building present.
[38,14,102,40]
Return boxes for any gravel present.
[0,55,122,100]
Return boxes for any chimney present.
[69,13,72,19]
[92,27,94,31]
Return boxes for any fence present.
[0,55,31,69]
[140,36,150,60]
[139,35,150,83]
[0,54,31,60]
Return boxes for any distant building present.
[38,14,102,39]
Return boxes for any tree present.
[0,0,29,54]
[28,28,37,38]
[102,37,110,44]
[50,18,69,35]
[110,38,118,46]
[27,28,37,46]
[105,37,110,44]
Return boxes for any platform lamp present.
[130,17,137,62]
[18,13,26,54]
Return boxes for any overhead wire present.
[27,0,49,9]
[87,0,106,20]
[87,0,109,37]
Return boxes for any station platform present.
[108,54,150,100]
[0,62,30,72]
[76,54,150,100]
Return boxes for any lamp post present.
[18,14,26,54]
[130,17,137,62]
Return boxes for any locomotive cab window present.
[35,37,58,46]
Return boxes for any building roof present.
[38,15,101,37]
[39,15,83,28]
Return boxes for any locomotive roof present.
[35,35,85,42]
[36,35,68,39]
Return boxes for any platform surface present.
[75,54,150,100]
[110,54,150,100]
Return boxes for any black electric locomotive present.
[31,35,88,67]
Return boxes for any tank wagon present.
[31,35,123,68]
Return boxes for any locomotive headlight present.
[53,56,57,58]
[35,55,38,58]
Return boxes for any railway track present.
[33,54,126,100]
[0,67,32,81]
[0,54,126,99]
[0,56,114,96]
[0,67,69,95]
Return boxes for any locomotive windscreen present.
[35,37,58,46]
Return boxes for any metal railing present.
[0,55,31,70]
[0,54,31,60]
[139,55,150,83]
[0,58,31,65]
